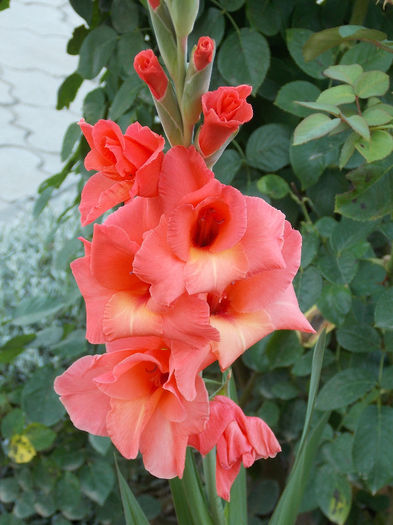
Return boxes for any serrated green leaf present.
[25,423,56,451]
[56,72,83,110]
[303,26,386,61]
[275,81,321,117]
[287,28,334,79]
[363,106,393,126]
[337,323,381,353]
[77,26,117,79]
[295,100,341,116]
[340,42,393,72]
[317,283,352,324]
[355,130,393,163]
[214,149,242,184]
[317,85,355,105]
[323,64,363,85]
[80,460,115,505]
[293,113,341,145]
[353,405,393,492]
[354,71,390,99]
[108,73,140,121]
[218,28,270,92]
[315,464,352,524]
[316,368,376,410]
[111,0,139,33]
[247,0,281,36]
[247,124,291,170]
[257,174,290,199]
[375,288,393,330]
[344,115,370,140]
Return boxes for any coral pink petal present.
[91,224,139,290]
[166,205,195,261]
[135,153,163,197]
[170,340,215,401]
[79,172,135,226]
[70,255,110,344]
[241,196,286,274]
[215,460,241,502]
[243,416,281,459]
[106,335,165,353]
[159,146,214,212]
[159,389,187,422]
[185,245,248,296]
[210,310,274,370]
[96,359,156,400]
[162,294,220,347]
[105,196,163,245]
[103,291,163,340]
[133,217,186,305]
[79,119,94,149]
[107,396,154,459]
[264,285,315,333]
[54,354,119,436]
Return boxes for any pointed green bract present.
[293,113,341,145]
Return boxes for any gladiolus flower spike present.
[55,0,315,508]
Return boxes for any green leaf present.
[317,368,377,411]
[249,479,280,516]
[317,283,352,325]
[290,135,340,189]
[269,332,328,525]
[295,101,341,116]
[70,0,93,24]
[0,0,10,11]
[340,42,393,73]
[317,85,355,105]
[247,124,291,171]
[25,423,56,451]
[0,334,36,364]
[353,405,393,492]
[80,459,115,505]
[117,31,146,74]
[337,323,381,353]
[56,72,83,110]
[344,115,370,141]
[22,365,65,426]
[275,81,321,117]
[335,163,393,220]
[303,26,386,61]
[287,28,334,79]
[218,28,270,92]
[323,64,363,85]
[214,149,242,185]
[56,472,82,519]
[220,0,244,11]
[294,266,323,312]
[1,409,24,439]
[13,491,35,519]
[247,0,281,36]
[339,132,358,169]
[257,174,290,199]
[83,88,106,124]
[266,331,303,369]
[61,122,81,162]
[115,458,154,525]
[34,492,56,517]
[354,71,390,99]
[0,478,19,504]
[315,464,352,524]
[293,113,341,146]
[137,495,162,520]
[11,293,76,326]
[88,434,112,455]
[363,106,393,126]
[190,8,225,49]
[109,73,140,121]
[330,217,375,253]
[355,130,393,163]
[67,25,89,55]
[375,288,393,330]
[77,26,117,79]
[111,0,139,33]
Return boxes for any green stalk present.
[170,448,214,525]
[203,449,226,525]
[350,0,369,25]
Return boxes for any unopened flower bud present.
[134,49,168,100]
[193,36,214,71]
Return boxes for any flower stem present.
[202,449,226,525]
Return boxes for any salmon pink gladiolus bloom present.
[134,50,168,101]
[54,337,209,479]
[133,146,288,306]
[198,85,253,157]
[79,119,165,225]
[71,196,219,357]
[189,396,281,501]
